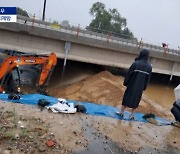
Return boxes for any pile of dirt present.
[49,71,170,118]
[49,71,124,106]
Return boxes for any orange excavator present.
[0,52,57,94]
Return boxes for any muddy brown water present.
[145,83,175,110]
[144,74,179,110]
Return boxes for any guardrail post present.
[107,33,111,43]
[170,62,177,81]
[31,14,35,29]
[76,24,80,37]
[138,38,143,50]
[177,46,180,55]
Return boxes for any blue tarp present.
[0,93,171,126]
[0,93,58,105]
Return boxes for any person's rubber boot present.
[116,111,124,117]
[129,114,135,120]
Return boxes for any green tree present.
[87,2,135,39]
[52,20,59,24]
[17,7,29,17]
[61,20,71,28]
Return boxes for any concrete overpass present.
[0,15,180,80]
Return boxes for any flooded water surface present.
[145,83,175,109]
[144,74,179,110]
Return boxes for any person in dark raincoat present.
[117,49,152,119]
[171,100,180,122]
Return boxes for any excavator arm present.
[0,52,57,93]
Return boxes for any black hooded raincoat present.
[122,49,152,108]
[171,100,180,122]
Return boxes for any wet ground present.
[0,101,179,154]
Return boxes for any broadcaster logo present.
[0,7,17,22]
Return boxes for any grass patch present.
[0,125,3,132]
[20,129,28,138]
[1,130,15,140]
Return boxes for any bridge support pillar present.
[62,42,71,78]
[64,42,71,66]
[151,58,156,67]
[170,62,177,81]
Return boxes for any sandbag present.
[38,99,50,107]
[142,113,155,119]
[8,93,21,100]
[75,104,87,113]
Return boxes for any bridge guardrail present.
[17,15,180,56]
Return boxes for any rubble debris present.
[46,139,55,147]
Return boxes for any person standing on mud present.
[117,49,152,119]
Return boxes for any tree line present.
[87,2,135,40]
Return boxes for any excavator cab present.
[1,68,21,93]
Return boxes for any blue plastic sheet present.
[0,93,58,105]
[73,101,171,125]
[0,93,171,126]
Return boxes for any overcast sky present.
[0,0,179,49]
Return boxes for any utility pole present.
[42,0,47,21]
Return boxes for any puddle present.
[73,117,131,154]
